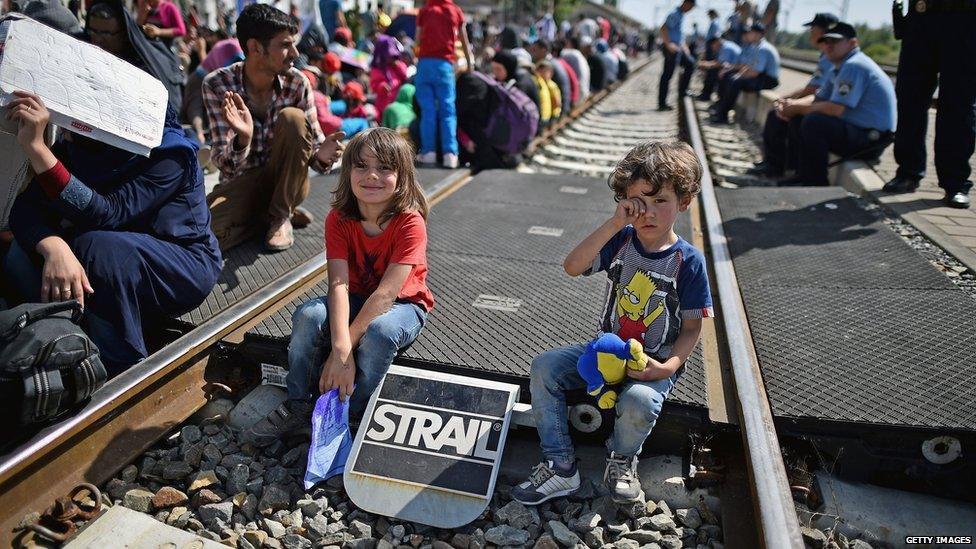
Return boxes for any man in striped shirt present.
[203,4,343,252]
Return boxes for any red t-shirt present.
[417,0,465,62]
[325,209,434,311]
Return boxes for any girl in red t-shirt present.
[246,128,433,447]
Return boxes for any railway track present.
[0,58,807,548]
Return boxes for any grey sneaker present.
[604,452,642,502]
[510,460,580,505]
[245,400,313,447]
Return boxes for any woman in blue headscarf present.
[4,91,221,375]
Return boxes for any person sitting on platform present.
[4,93,221,376]
[202,4,344,252]
[511,140,713,505]
[245,128,432,445]
[776,22,896,187]
[709,22,780,124]
[747,12,838,178]
[695,36,741,102]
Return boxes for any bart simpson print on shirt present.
[614,269,667,344]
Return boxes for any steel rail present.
[682,95,804,549]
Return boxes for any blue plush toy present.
[576,333,649,409]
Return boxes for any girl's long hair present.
[332,128,429,224]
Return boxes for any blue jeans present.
[3,240,142,375]
[286,294,427,419]
[530,343,677,462]
[415,58,458,155]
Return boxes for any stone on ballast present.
[647,515,676,533]
[306,514,330,541]
[449,533,470,549]
[605,522,630,540]
[430,541,452,549]
[658,535,681,549]
[655,502,673,518]
[348,520,373,539]
[484,525,530,546]
[299,499,325,518]
[281,533,313,549]
[801,527,827,546]
[697,525,722,543]
[390,525,406,540]
[571,512,601,533]
[675,509,701,529]
[612,539,640,549]
[123,489,154,513]
[585,527,605,548]
[121,464,138,483]
[199,501,234,525]
[620,530,662,544]
[849,540,873,549]
[162,461,194,480]
[242,493,258,521]
[259,485,291,515]
[192,488,222,507]
[227,464,250,495]
[496,501,538,529]
[344,538,378,549]
[263,517,287,538]
[533,534,560,549]
[152,486,188,508]
[189,470,220,492]
[181,425,202,444]
[549,520,582,547]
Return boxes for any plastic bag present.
[304,389,353,489]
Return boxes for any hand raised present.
[612,197,645,229]
[222,91,253,143]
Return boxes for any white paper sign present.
[0,15,167,156]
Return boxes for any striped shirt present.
[203,62,327,183]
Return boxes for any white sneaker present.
[510,460,580,505]
[416,152,437,165]
[442,153,459,169]
[604,452,642,502]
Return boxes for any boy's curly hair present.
[608,140,703,202]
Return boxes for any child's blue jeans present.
[531,343,678,462]
[286,294,427,419]
[415,57,458,156]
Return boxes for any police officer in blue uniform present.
[697,36,741,102]
[749,12,838,177]
[777,23,897,187]
[883,0,976,209]
[657,0,696,111]
[709,22,780,124]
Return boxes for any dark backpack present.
[471,71,539,155]
[0,301,106,426]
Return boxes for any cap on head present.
[803,12,839,29]
[817,21,857,41]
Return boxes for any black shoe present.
[882,176,920,193]
[657,105,674,112]
[709,114,729,124]
[776,175,811,187]
[245,399,313,447]
[945,191,971,209]
[746,161,784,178]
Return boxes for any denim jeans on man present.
[415,58,459,156]
[286,293,427,419]
[531,343,678,461]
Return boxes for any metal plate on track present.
[717,188,954,290]
[344,365,518,527]
[718,187,976,431]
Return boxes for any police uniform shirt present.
[718,40,742,64]
[665,7,684,45]
[744,38,780,79]
[816,47,896,132]
[706,19,720,41]
[808,52,833,89]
